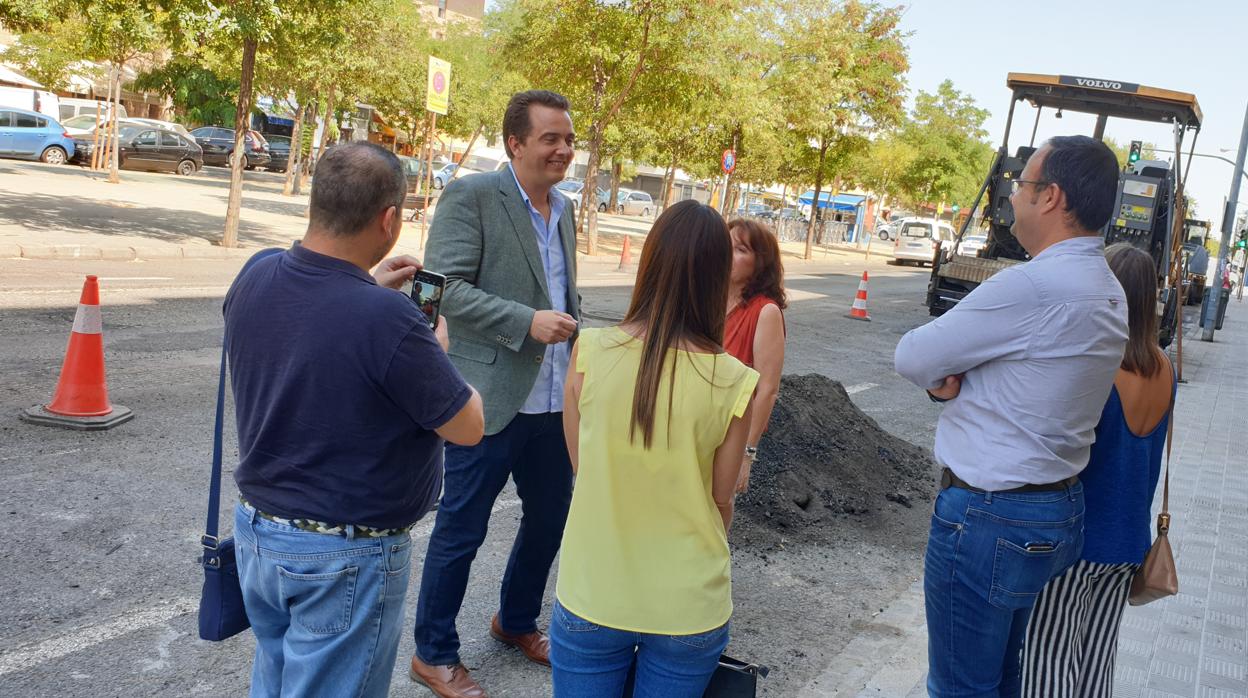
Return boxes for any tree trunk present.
[313,86,337,173]
[660,154,676,210]
[608,158,622,214]
[804,141,827,260]
[90,71,109,171]
[581,135,604,254]
[107,63,123,184]
[222,36,257,248]
[578,77,607,253]
[282,97,306,196]
[295,101,317,195]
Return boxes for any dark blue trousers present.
[414,412,574,665]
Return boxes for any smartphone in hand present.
[409,270,447,330]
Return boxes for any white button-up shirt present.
[894,236,1129,491]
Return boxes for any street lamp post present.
[1153,110,1248,340]
[1201,103,1248,340]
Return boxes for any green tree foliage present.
[774,0,908,258]
[851,131,914,214]
[0,18,84,90]
[895,79,993,210]
[431,19,528,148]
[499,0,738,254]
[134,57,238,126]
[0,0,72,33]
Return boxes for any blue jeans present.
[233,503,413,698]
[414,412,574,665]
[549,601,729,697]
[924,482,1084,698]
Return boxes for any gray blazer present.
[424,168,580,435]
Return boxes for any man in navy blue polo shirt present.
[225,141,484,698]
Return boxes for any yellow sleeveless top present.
[555,327,759,634]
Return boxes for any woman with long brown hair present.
[725,218,787,493]
[1022,243,1176,697]
[550,200,759,696]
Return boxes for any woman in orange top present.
[724,218,787,493]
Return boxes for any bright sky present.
[898,0,1247,239]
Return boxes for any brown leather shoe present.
[490,614,551,667]
[409,655,487,698]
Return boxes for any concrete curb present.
[6,244,256,262]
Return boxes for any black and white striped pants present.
[1021,559,1140,698]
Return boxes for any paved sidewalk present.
[0,159,895,269]
[1111,305,1248,698]
[808,301,1248,697]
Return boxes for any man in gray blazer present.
[410,90,580,698]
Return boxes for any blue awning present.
[797,191,867,211]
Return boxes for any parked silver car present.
[956,234,988,257]
[617,189,655,216]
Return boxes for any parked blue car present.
[0,107,75,165]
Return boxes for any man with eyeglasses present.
[894,136,1128,697]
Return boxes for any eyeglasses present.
[1010,179,1051,195]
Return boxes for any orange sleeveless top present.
[725,294,783,368]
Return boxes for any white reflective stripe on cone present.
[72,304,103,335]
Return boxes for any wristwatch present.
[927,390,950,403]
[745,445,759,461]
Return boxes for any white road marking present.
[96,277,175,282]
[787,289,827,302]
[0,597,196,677]
[0,497,524,677]
[845,382,878,395]
[0,448,82,462]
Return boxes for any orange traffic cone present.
[21,275,133,430]
[617,233,635,272]
[847,271,872,321]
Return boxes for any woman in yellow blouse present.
[552,200,759,696]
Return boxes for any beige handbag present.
[1128,402,1178,606]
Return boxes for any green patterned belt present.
[240,496,416,538]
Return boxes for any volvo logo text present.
[1075,78,1123,90]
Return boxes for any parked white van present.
[892,217,957,266]
[458,147,509,175]
[0,85,61,122]
[57,97,127,123]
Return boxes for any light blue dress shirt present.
[508,164,571,414]
[894,236,1129,491]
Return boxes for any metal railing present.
[743,216,854,246]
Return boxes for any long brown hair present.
[727,218,788,309]
[622,200,732,448]
[1105,243,1162,377]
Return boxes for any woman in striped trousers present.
[1022,244,1176,697]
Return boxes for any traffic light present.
[1237,229,1247,250]
[1128,140,1143,164]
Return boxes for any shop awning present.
[797,191,867,211]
